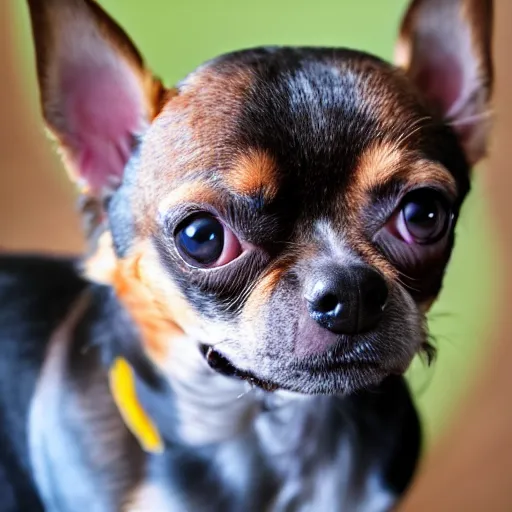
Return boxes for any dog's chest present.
[128,394,395,512]
[257,394,395,512]
[27,300,395,512]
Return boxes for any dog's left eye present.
[174,213,242,268]
[389,189,451,245]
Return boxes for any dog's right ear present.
[27,0,167,197]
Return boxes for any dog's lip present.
[199,343,390,394]
[199,344,280,392]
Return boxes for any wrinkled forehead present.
[134,47,469,227]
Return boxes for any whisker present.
[395,267,421,283]
[448,109,493,127]
[208,338,236,350]
[395,275,422,293]
[395,115,431,148]
[237,385,257,400]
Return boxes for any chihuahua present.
[0,0,492,510]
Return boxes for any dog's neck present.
[82,239,311,449]
[82,237,356,467]
[85,279,268,449]
[134,336,264,447]
[126,332,373,511]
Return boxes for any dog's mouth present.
[199,337,413,395]
[200,344,280,392]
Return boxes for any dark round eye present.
[174,214,242,268]
[395,189,451,244]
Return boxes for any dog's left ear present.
[27,0,167,197]
[395,0,493,166]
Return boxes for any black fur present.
[0,256,86,511]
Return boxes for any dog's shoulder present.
[0,254,87,512]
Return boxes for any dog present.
[0,0,493,510]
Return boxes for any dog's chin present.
[199,344,409,395]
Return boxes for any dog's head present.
[28,0,492,394]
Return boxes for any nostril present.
[363,274,389,313]
[305,265,389,336]
[355,270,389,333]
[315,293,340,314]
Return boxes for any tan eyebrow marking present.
[354,141,457,196]
[402,159,457,196]
[224,149,279,201]
[158,180,220,211]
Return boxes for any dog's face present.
[124,50,468,394]
[28,0,492,394]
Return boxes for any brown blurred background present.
[0,2,82,253]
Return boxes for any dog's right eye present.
[174,213,242,268]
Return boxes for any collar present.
[109,357,164,454]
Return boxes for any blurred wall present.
[1,0,500,444]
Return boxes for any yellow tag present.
[109,357,164,454]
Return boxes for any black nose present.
[305,265,388,335]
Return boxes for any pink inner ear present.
[60,65,147,193]
[414,52,463,118]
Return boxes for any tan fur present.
[353,142,457,196]
[112,253,182,365]
[224,149,279,200]
[130,66,256,231]
[84,236,186,366]
[156,181,222,221]
[241,265,290,323]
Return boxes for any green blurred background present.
[11,0,499,444]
